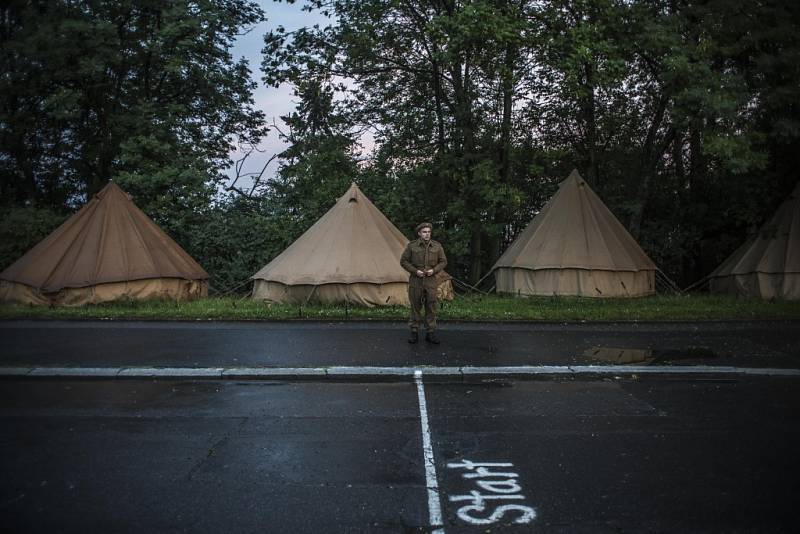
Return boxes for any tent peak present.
[96,181,132,201]
[345,182,362,202]
[565,169,585,186]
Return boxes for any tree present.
[263,0,530,283]
[623,0,800,283]
[0,0,267,223]
[265,77,361,238]
[523,0,800,284]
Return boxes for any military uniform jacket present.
[400,238,447,288]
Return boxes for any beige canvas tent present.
[491,170,657,297]
[252,183,453,306]
[0,182,208,306]
[708,182,800,299]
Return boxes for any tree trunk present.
[689,120,705,185]
[432,57,447,153]
[673,132,685,184]
[685,121,706,284]
[630,94,669,239]
[490,43,516,269]
[499,45,514,186]
[469,225,483,285]
[583,61,599,186]
[451,52,484,283]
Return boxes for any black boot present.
[408,330,419,344]
[425,331,440,344]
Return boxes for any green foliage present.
[264,77,361,238]
[0,207,67,271]
[0,0,267,209]
[188,196,291,293]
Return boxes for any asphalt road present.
[1,375,798,533]
[2,319,798,532]
[2,320,800,368]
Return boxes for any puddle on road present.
[584,346,719,365]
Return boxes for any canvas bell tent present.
[251,183,453,306]
[708,182,800,299]
[490,170,657,297]
[0,182,208,306]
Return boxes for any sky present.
[226,1,331,194]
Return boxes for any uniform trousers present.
[408,283,438,332]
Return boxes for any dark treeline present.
[2,0,799,292]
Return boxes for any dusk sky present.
[227,1,331,193]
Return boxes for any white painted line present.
[740,367,800,376]
[221,367,326,377]
[117,367,224,377]
[326,366,416,376]
[568,365,748,374]
[417,367,462,375]
[30,367,120,377]
[461,365,569,375]
[414,369,445,533]
[1,365,799,379]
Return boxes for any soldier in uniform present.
[400,222,447,344]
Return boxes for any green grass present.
[1,294,799,321]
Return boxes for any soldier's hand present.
[416,270,425,277]
[425,269,434,277]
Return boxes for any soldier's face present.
[419,227,432,241]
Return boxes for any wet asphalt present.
[1,376,798,533]
[1,319,799,368]
[1,320,799,532]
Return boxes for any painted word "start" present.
[446,460,537,526]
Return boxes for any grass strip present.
[1,294,799,321]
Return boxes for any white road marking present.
[447,461,537,525]
[414,369,445,534]
[5,365,800,378]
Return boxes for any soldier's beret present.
[415,222,433,233]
